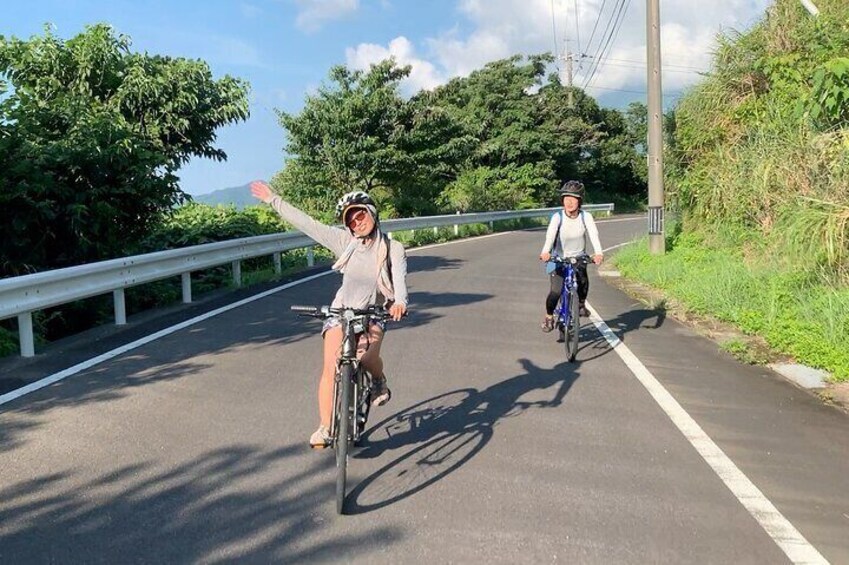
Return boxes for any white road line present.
[602,241,637,253]
[585,302,829,565]
[0,271,336,407]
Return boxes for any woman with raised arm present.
[250,181,408,448]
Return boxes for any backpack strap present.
[384,233,394,287]
[549,211,564,254]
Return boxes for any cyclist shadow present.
[344,358,580,514]
[574,307,667,363]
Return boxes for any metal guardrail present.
[0,204,613,357]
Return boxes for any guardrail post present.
[17,312,35,357]
[232,260,242,287]
[454,211,460,236]
[387,232,393,240]
[433,226,438,235]
[273,253,282,275]
[113,289,127,325]
[182,272,193,303]
[307,246,315,267]
[489,220,494,230]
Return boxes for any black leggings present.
[545,263,589,315]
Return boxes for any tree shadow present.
[0,443,404,563]
[406,255,465,273]
[345,358,581,514]
[0,288,494,453]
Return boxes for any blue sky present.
[3,0,772,195]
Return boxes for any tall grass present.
[614,232,849,381]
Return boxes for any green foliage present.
[274,54,646,218]
[614,233,849,381]
[440,164,552,212]
[275,59,467,219]
[0,326,17,357]
[667,0,849,284]
[0,24,250,277]
[808,57,849,127]
[139,202,286,250]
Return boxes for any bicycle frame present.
[330,312,372,443]
[555,262,578,329]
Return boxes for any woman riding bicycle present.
[250,181,408,448]
[539,180,603,332]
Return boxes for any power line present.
[550,0,560,68]
[583,54,705,72]
[573,0,582,55]
[585,59,704,74]
[581,0,626,86]
[582,0,628,88]
[585,84,682,97]
[582,0,609,63]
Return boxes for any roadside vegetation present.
[615,0,849,381]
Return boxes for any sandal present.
[309,425,331,449]
[371,375,392,407]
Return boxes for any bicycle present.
[290,304,393,515]
[547,255,591,362]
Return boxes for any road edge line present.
[584,302,829,565]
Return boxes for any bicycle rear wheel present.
[564,288,581,362]
[336,364,353,514]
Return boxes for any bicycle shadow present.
[573,306,667,363]
[344,358,581,514]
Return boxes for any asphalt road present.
[1,217,847,564]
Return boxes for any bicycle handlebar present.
[290,304,394,321]
[547,254,592,265]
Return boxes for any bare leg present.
[320,326,343,428]
[358,324,384,378]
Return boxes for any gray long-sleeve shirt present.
[270,196,408,309]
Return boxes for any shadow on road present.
[345,357,581,514]
[574,306,667,363]
[0,287,494,454]
[0,443,403,562]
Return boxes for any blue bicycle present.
[548,255,590,362]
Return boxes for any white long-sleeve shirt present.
[540,209,603,257]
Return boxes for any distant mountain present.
[190,183,256,209]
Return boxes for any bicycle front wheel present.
[564,288,581,362]
[336,364,353,514]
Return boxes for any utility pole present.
[560,41,575,108]
[646,0,665,254]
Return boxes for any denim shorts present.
[321,317,387,337]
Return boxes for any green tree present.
[275,59,476,220]
[0,24,249,276]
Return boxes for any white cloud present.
[346,36,445,93]
[346,0,773,101]
[295,0,360,32]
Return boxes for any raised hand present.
[249,180,274,203]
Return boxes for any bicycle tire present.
[336,364,353,514]
[564,287,581,362]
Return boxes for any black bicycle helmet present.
[335,190,377,221]
[559,180,585,201]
